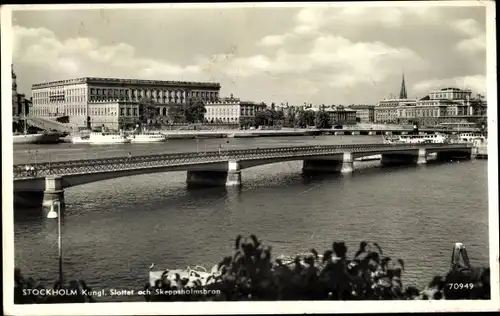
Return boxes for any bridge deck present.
[13,143,472,180]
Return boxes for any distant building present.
[310,105,357,125]
[11,65,30,117]
[374,73,417,124]
[204,94,266,127]
[375,98,417,123]
[397,87,486,126]
[30,77,221,129]
[348,105,375,123]
[86,99,140,130]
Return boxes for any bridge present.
[13,143,474,217]
[26,116,74,133]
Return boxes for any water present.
[13,135,383,164]
[12,136,489,302]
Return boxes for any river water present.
[12,136,489,302]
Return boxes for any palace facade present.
[204,94,266,127]
[30,77,221,128]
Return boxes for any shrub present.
[146,235,490,301]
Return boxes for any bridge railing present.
[13,143,472,180]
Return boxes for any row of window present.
[89,88,217,98]
[430,92,471,100]
[206,107,256,116]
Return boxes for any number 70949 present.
[448,283,474,290]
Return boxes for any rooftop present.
[32,77,221,89]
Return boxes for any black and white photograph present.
[2,1,498,315]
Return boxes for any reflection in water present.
[13,157,489,302]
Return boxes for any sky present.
[10,3,488,105]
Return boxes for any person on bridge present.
[127,152,132,160]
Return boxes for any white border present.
[2,1,499,315]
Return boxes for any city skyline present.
[11,4,487,105]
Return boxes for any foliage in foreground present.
[14,235,490,303]
[145,235,490,301]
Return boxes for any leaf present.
[354,241,368,258]
[397,259,405,271]
[235,235,242,250]
[373,242,383,255]
[310,248,319,260]
[250,234,260,247]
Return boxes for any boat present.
[148,265,221,287]
[456,132,486,144]
[383,133,448,144]
[128,131,166,143]
[87,131,131,144]
[71,135,91,144]
[13,133,47,144]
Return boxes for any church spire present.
[399,73,407,99]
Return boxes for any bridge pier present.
[226,160,242,187]
[302,152,353,174]
[381,149,427,166]
[417,148,427,165]
[186,160,241,188]
[42,176,65,218]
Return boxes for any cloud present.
[217,26,426,91]
[412,75,486,96]
[451,19,486,54]
[11,6,487,105]
[258,34,291,47]
[13,25,201,79]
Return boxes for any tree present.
[138,97,159,126]
[315,110,332,129]
[167,105,186,123]
[254,110,268,126]
[296,110,316,128]
[183,97,206,123]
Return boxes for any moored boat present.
[88,131,130,144]
[383,133,448,144]
[71,135,91,144]
[128,131,166,143]
[456,132,486,144]
[13,133,46,144]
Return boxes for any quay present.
[145,127,480,139]
[12,143,474,217]
[475,143,488,159]
[23,120,482,143]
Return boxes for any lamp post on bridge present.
[46,200,63,287]
[28,149,39,176]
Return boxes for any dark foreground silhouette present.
[14,235,490,303]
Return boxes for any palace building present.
[204,94,266,127]
[30,77,221,129]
